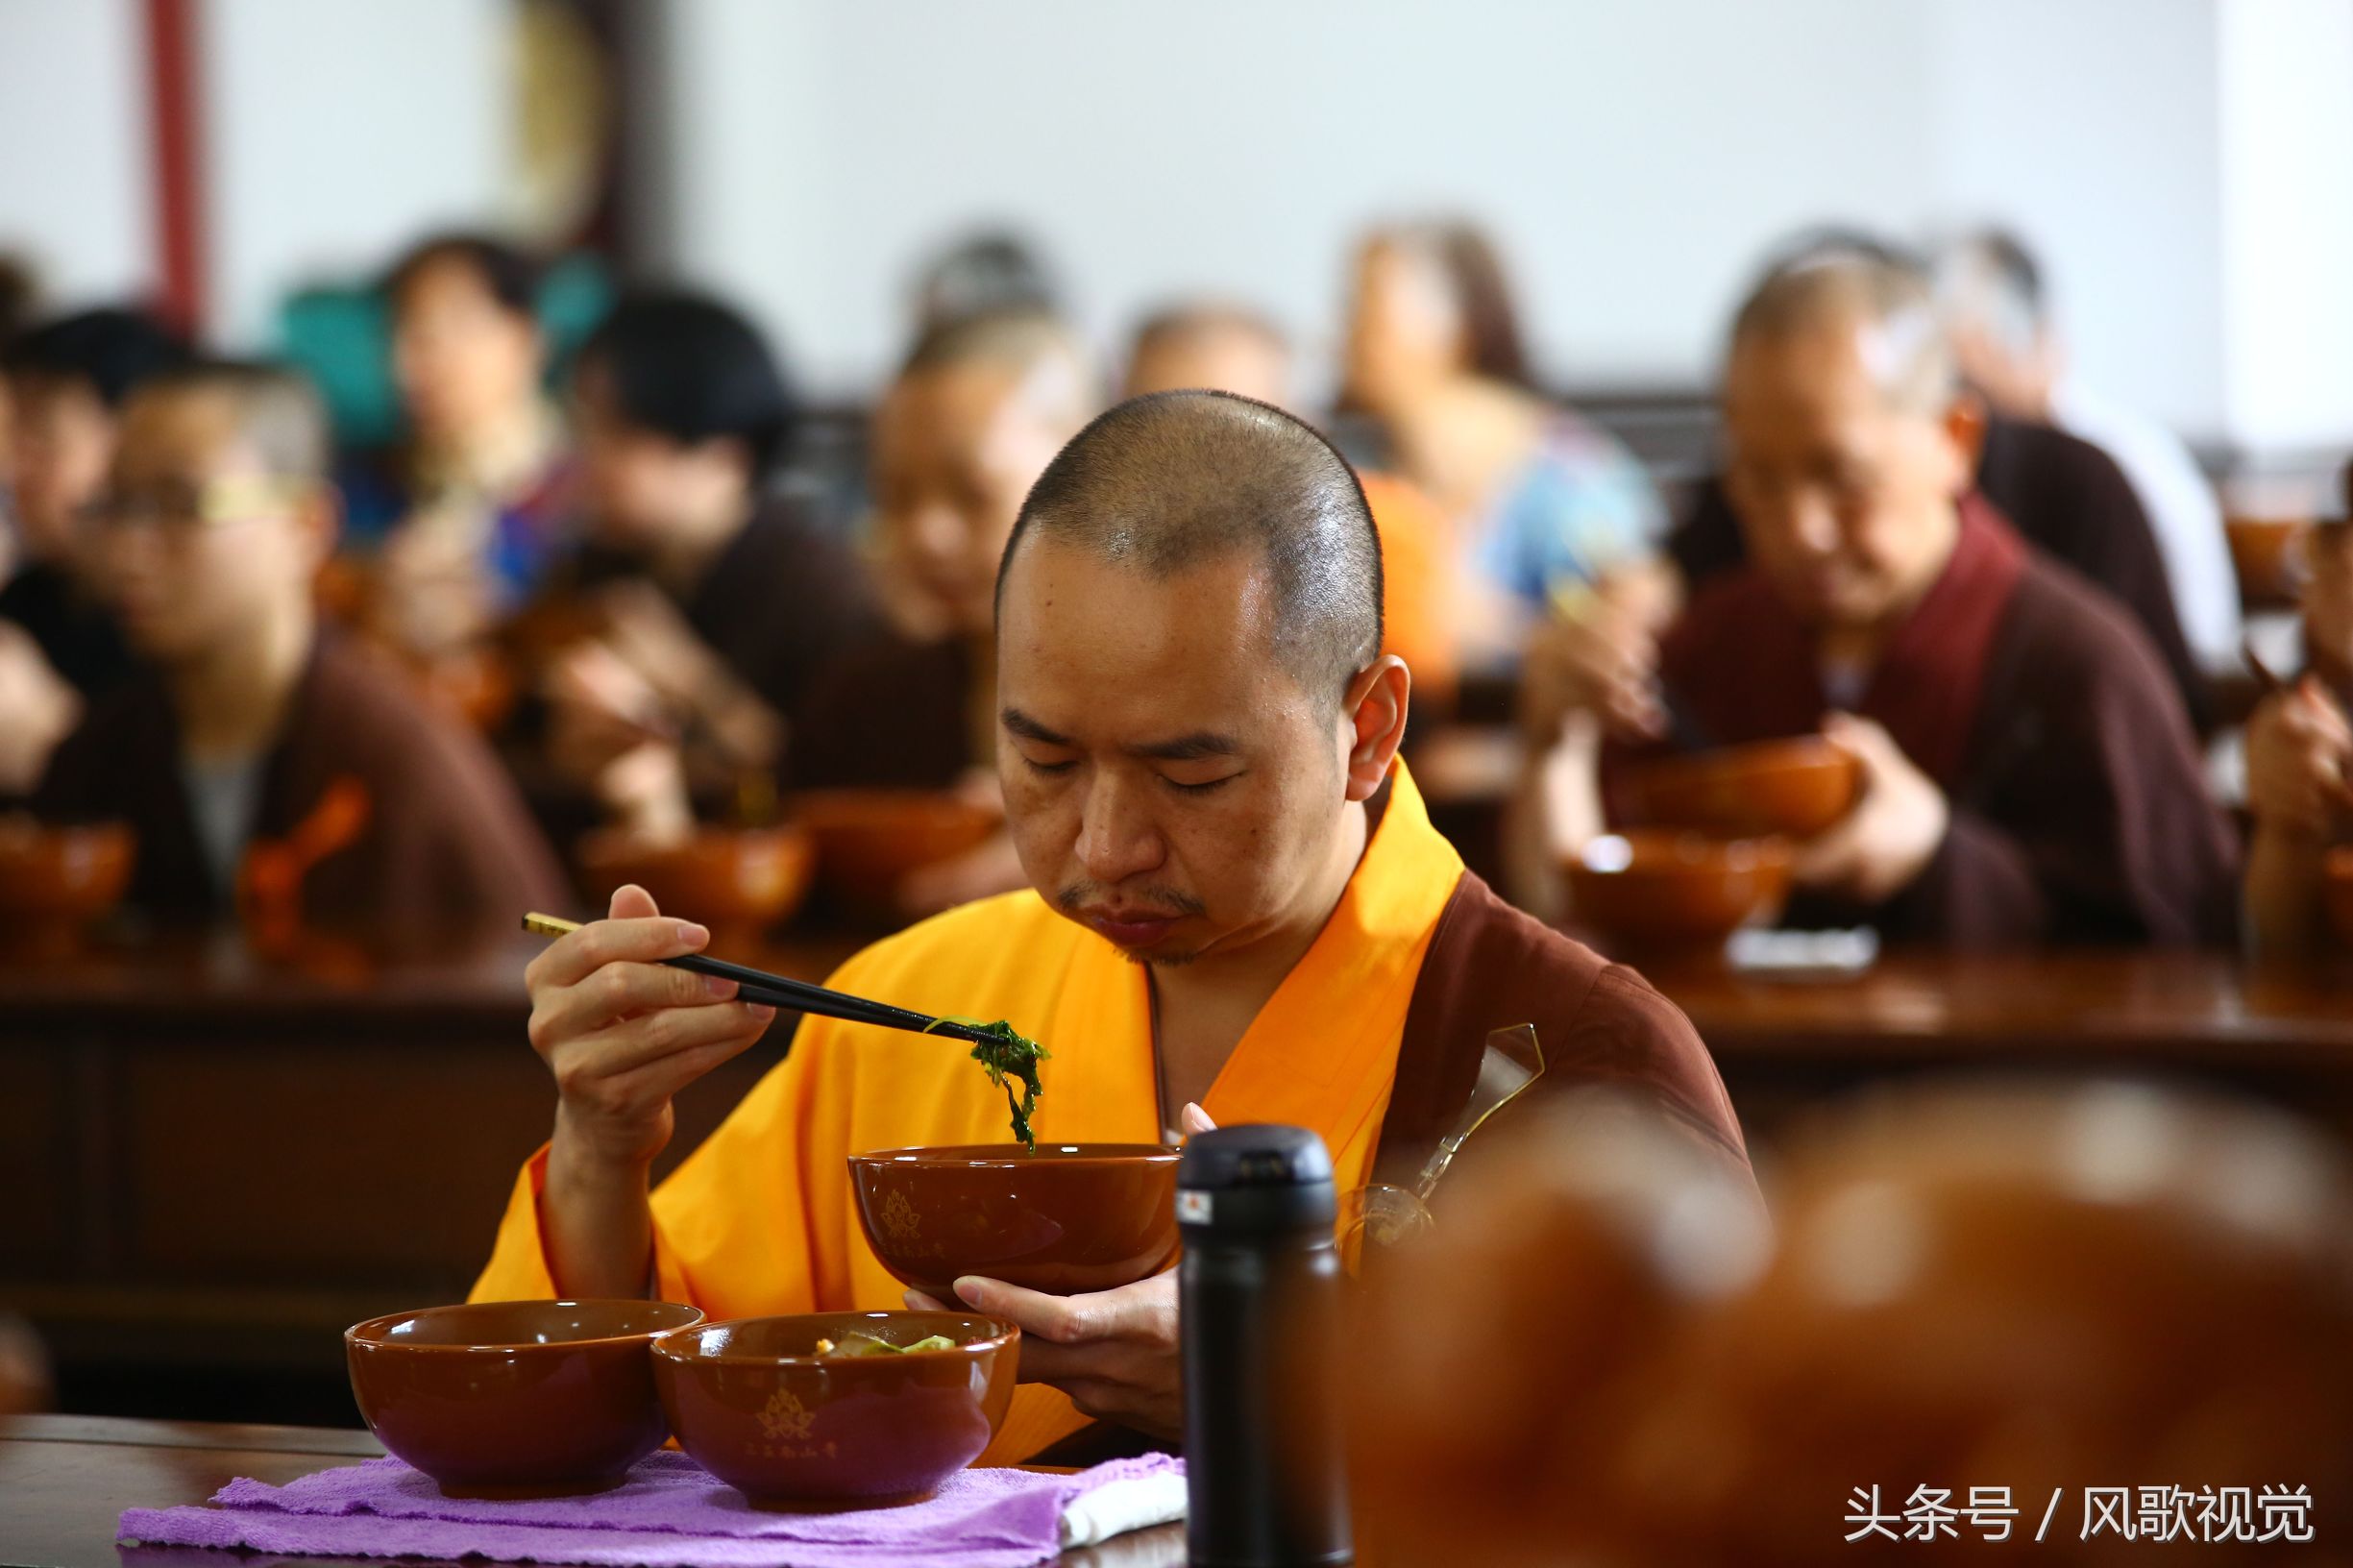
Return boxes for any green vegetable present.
[927,1016,1050,1153]
[815,1331,960,1358]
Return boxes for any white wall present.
[200,0,506,345]
[0,0,156,309]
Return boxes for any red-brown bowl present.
[345,1299,704,1497]
[848,1143,1183,1301]
[2227,516,2313,605]
[1620,737,1859,841]
[792,791,999,916]
[0,819,135,926]
[576,825,816,934]
[652,1311,1018,1504]
[1566,830,1793,950]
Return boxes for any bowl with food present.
[1565,830,1794,951]
[848,1143,1183,1303]
[345,1299,703,1497]
[652,1311,1018,1504]
[0,817,135,938]
[1620,737,1859,841]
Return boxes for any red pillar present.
[143,0,206,337]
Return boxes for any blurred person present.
[1518,251,2238,947]
[538,290,885,842]
[910,229,1061,337]
[1340,218,1668,664]
[1,307,187,697]
[1356,1079,2353,1566]
[791,307,1099,916]
[477,390,1748,1467]
[33,361,565,929]
[1669,231,2211,731]
[2242,501,2353,958]
[342,233,573,658]
[0,251,41,555]
[1125,301,1460,709]
[1936,226,2239,674]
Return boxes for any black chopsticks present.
[521,913,1003,1047]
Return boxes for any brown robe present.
[35,631,568,929]
[1622,496,2240,948]
[1669,416,2213,732]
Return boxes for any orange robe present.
[1360,472,1459,709]
[477,760,1468,1462]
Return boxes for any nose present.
[1784,488,1842,560]
[901,502,968,571]
[1073,770,1165,887]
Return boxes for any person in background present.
[0,308,189,796]
[1934,226,2240,675]
[1124,302,1460,711]
[0,252,41,561]
[1668,230,2211,732]
[538,289,886,842]
[1341,218,1667,666]
[1518,251,2238,948]
[792,307,1098,917]
[342,233,573,660]
[2242,494,2353,958]
[33,360,564,930]
[909,229,1061,338]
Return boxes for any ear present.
[1940,392,1988,491]
[1340,654,1411,802]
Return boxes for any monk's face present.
[1721,319,1973,630]
[6,372,116,558]
[995,538,1359,966]
[871,364,1068,638]
[571,362,747,551]
[98,390,327,661]
[392,255,543,449]
[1124,327,1291,407]
[1343,241,1458,411]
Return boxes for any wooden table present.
[0,1414,1187,1566]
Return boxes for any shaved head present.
[1730,253,1955,415]
[998,390,1384,703]
[899,306,1099,434]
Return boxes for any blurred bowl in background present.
[346,1299,703,1497]
[653,1311,1017,1504]
[793,791,998,921]
[1565,830,1791,951]
[576,824,815,938]
[0,819,135,935]
[1621,737,1859,841]
[2226,516,2312,606]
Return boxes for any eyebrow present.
[1001,708,1241,763]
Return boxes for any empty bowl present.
[577,825,816,935]
[2227,516,2312,605]
[345,1298,704,1496]
[792,791,999,918]
[653,1311,1017,1504]
[0,818,135,928]
[848,1143,1183,1302]
[1565,830,1793,950]
[1620,737,1859,841]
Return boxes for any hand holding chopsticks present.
[521,913,1009,1049]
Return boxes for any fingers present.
[902,1289,951,1311]
[529,956,744,1052]
[554,998,777,1086]
[1180,1102,1216,1139]
[609,884,659,920]
[526,910,709,992]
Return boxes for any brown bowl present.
[1565,830,1793,950]
[848,1143,1183,1301]
[0,819,135,926]
[1620,737,1859,841]
[345,1298,704,1497]
[653,1311,1017,1504]
[792,791,999,916]
[2227,516,2313,605]
[576,825,816,934]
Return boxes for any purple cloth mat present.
[117,1450,1181,1568]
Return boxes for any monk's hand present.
[527,884,776,1170]
[1520,585,1668,744]
[2246,679,2353,837]
[937,1272,1183,1440]
[1794,713,1950,903]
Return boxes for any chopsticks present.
[520,913,1006,1047]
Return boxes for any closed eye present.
[1164,774,1237,795]
[1022,756,1077,776]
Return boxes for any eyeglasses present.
[79,477,304,539]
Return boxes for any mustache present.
[1055,884,1207,919]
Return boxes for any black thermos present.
[1177,1124,1353,1567]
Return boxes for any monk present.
[477,390,1750,1465]
[2243,515,2353,958]
[1665,235,2211,732]
[1122,302,1460,709]
[790,308,1098,916]
[33,361,566,930]
[538,289,884,839]
[1520,253,2239,947]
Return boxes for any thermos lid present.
[1177,1125,1336,1235]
